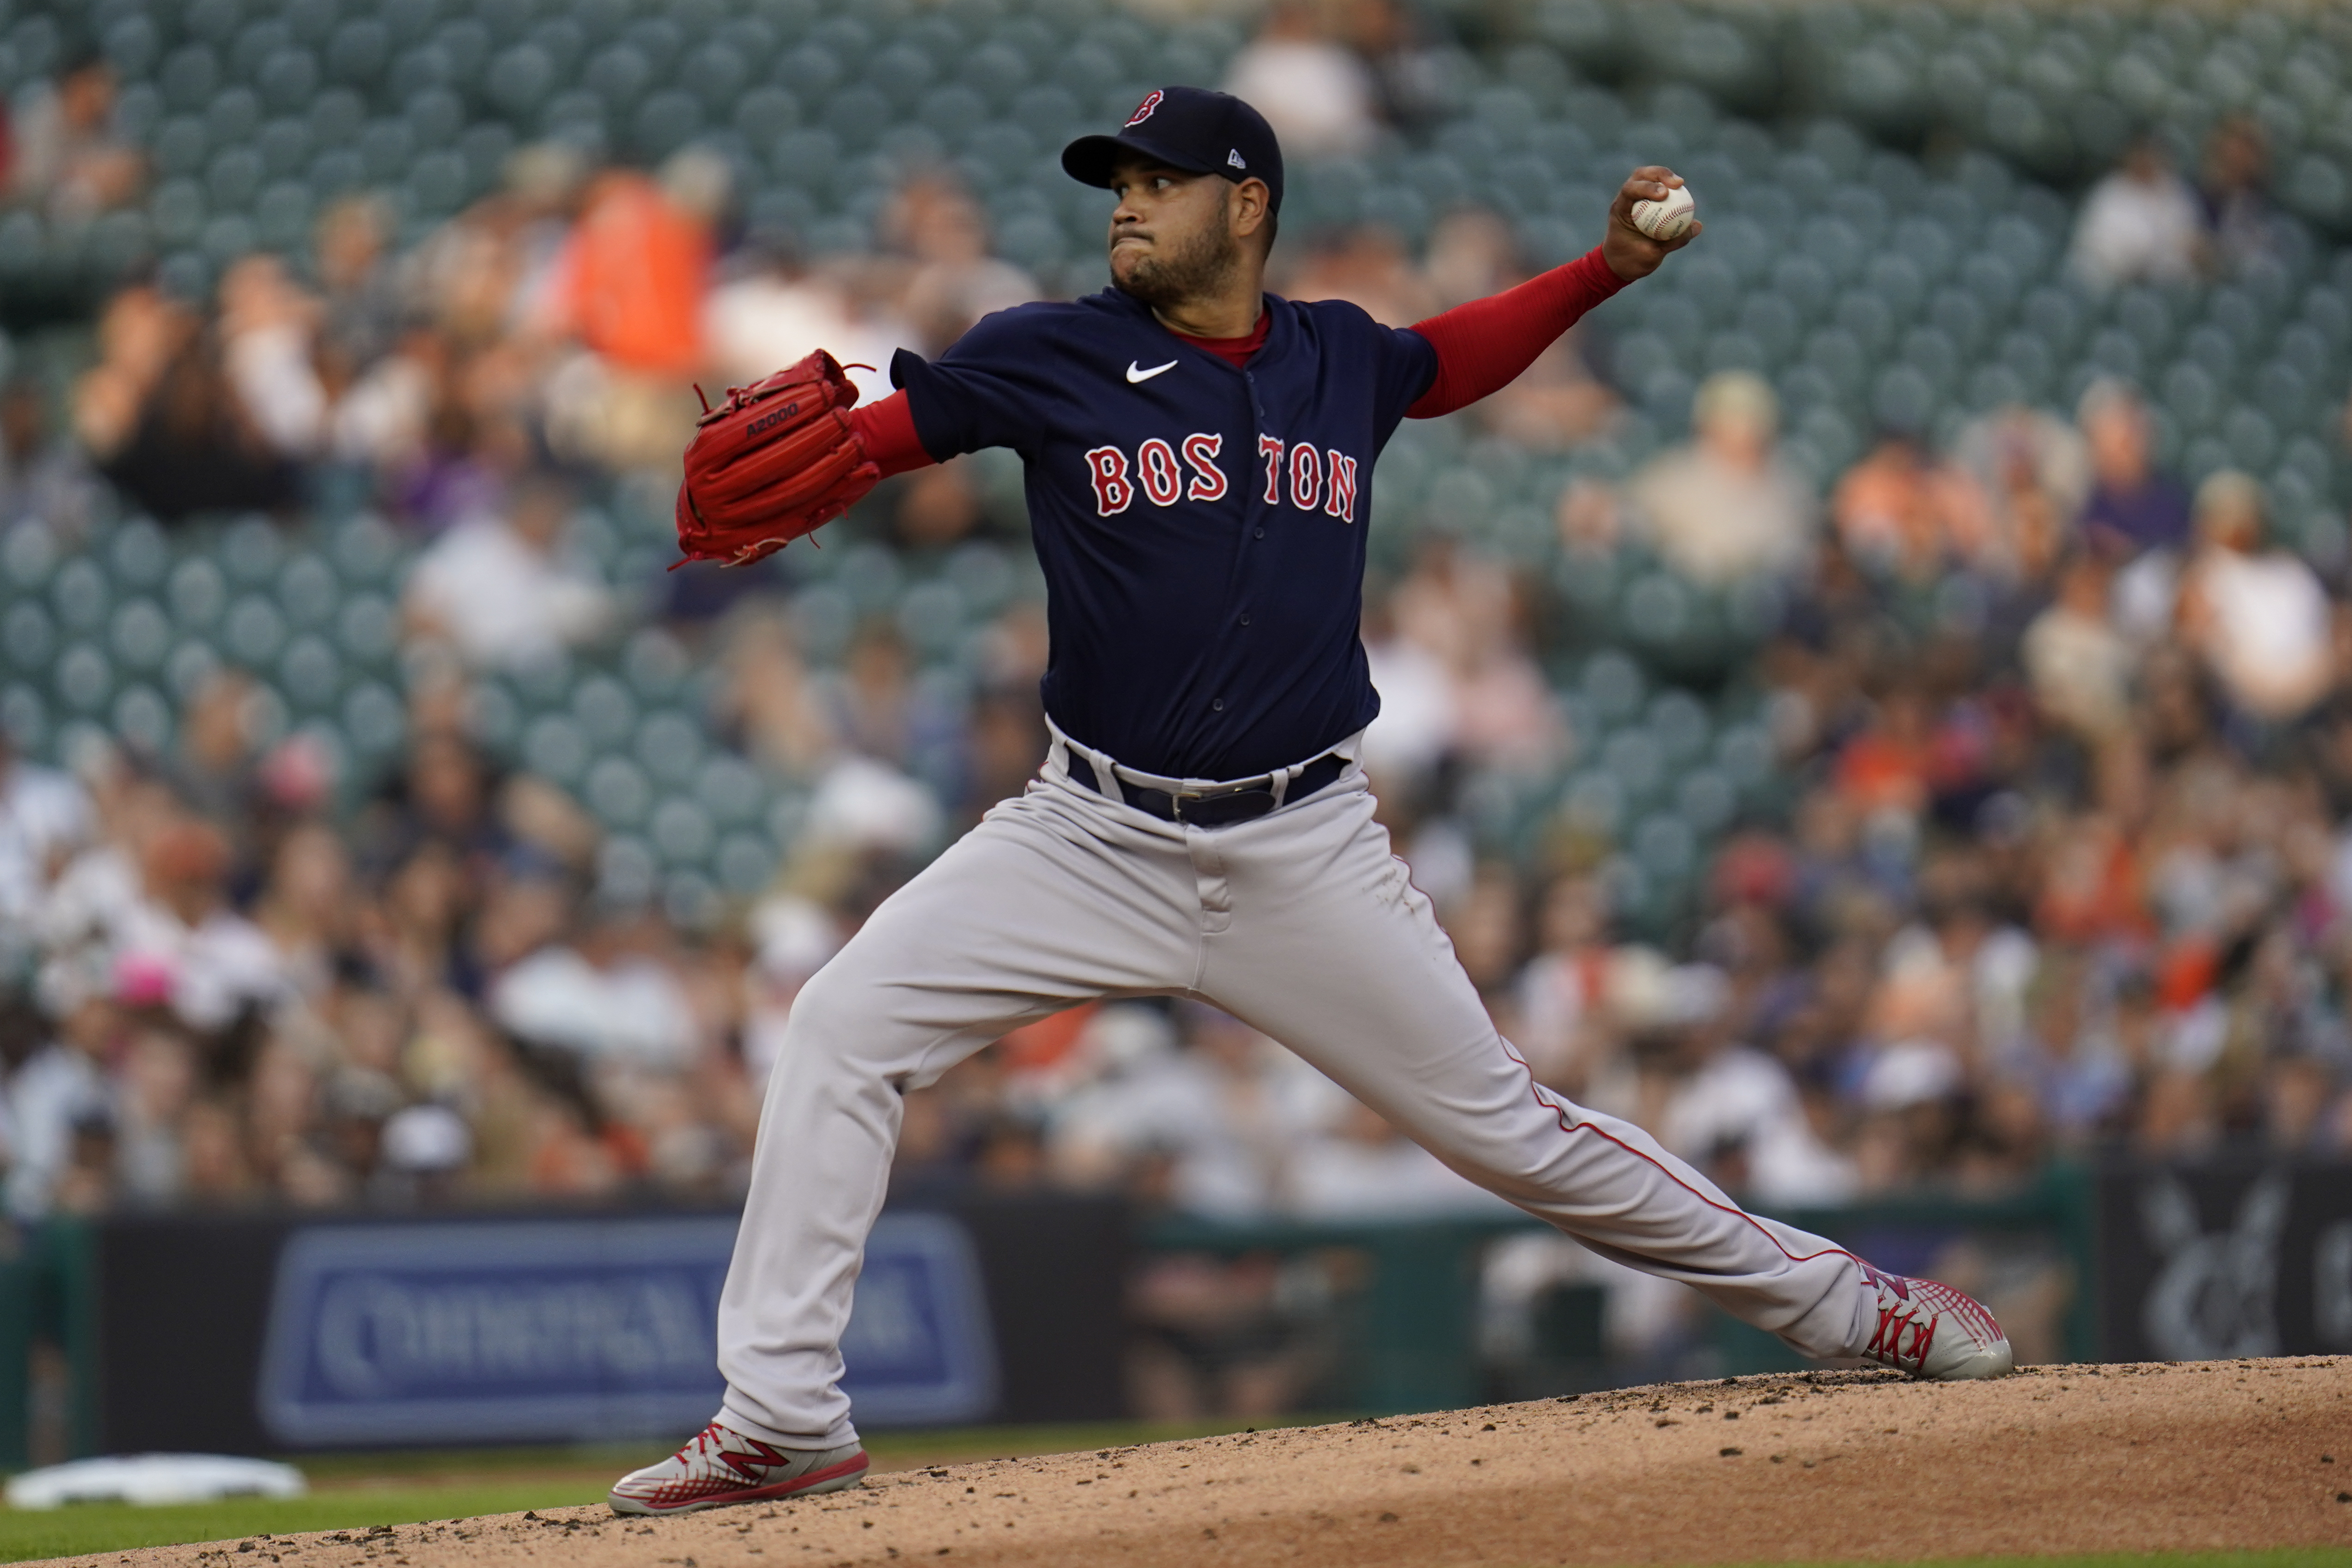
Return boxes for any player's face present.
[1105,160,1240,308]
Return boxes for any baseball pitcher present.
[613,86,2012,1516]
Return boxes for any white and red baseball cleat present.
[1856,1263,2015,1381]
[608,1422,869,1515]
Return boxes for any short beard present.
[1112,221,1241,311]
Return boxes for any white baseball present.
[1631,183,1695,242]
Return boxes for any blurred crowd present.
[0,17,2348,1408]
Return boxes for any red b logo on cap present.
[1125,90,1164,128]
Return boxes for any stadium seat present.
[509,647,576,708]
[695,754,767,827]
[586,754,654,828]
[53,644,113,715]
[651,797,717,866]
[4,601,54,672]
[635,709,706,786]
[278,634,342,712]
[109,599,172,675]
[225,596,290,667]
[112,684,173,752]
[570,674,637,750]
[1631,811,1698,886]
[342,680,407,758]
[598,832,660,907]
[0,684,48,754]
[50,558,110,638]
[523,713,590,786]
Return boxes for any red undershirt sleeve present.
[846,392,935,478]
[1405,247,1630,419]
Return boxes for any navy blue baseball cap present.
[1062,86,1284,217]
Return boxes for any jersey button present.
[1211,698,1225,712]
[1239,613,1251,626]
[1252,527,1265,539]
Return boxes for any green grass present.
[0,1483,609,1564]
[0,1417,1312,1564]
[1730,1557,2352,1568]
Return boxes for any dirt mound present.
[59,1359,2352,1568]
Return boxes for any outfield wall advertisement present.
[253,1214,996,1445]
[2096,1160,2352,1363]
[92,1193,1127,1454]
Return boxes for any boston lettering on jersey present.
[892,284,1435,781]
[1081,433,1355,522]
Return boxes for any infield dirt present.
[54,1359,2352,1568]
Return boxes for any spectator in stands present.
[112,1014,203,1206]
[1631,371,1817,586]
[1513,875,1619,1095]
[1358,591,1456,806]
[1223,0,1381,158]
[403,471,614,668]
[79,287,300,522]
[71,285,187,463]
[5,990,115,1218]
[251,822,356,1002]
[1655,967,1859,1207]
[1946,404,2091,584]
[3,55,143,219]
[310,194,403,399]
[1832,428,1991,583]
[372,336,531,535]
[703,236,907,408]
[172,669,301,871]
[2069,133,2204,288]
[2175,470,2336,724]
[716,610,843,783]
[1419,210,1618,449]
[328,323,438,499]
[1424,208,1518,312]
[1282,224,1436,327]
[2021,552,2134,743]
[1048,1004,1343,1219]
[219,255,328,461]
[537,155,719,470]
[1387,538,1563,775]
[114,815,285,1034]
[2198,114,2284,278]
[0,730,89,967]
[1289,1099,1513,1217]
[0,376,98,536]
[890,460,988,553]
[882,174,1040,357]
[824,620,968,807]
[2076,378,2191,557]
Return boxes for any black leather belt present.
[1072,752,1347,826]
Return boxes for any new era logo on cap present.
[1228,149,1247,169]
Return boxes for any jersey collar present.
[1099,285,1288,377]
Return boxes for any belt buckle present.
[1173,784,1275,827]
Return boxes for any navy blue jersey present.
[892,285,1437,781]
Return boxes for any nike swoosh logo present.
[1126,360,1177,384]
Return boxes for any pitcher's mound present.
[71,1359,2352,1568]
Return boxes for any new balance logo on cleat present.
[1856,1263,2014,1381]
[608,1423,869,1515]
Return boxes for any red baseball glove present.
[674,351,879,567]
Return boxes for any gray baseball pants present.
[715,735,1873,1449]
